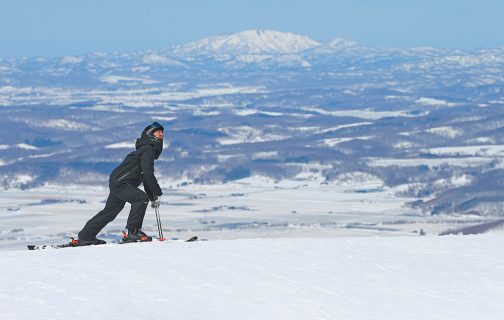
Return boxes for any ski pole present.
[155,206,165,241]
[155,206,161,239]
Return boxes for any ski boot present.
[121,229,153,243]
[74,237,107,246]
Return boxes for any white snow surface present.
[25,118,93,131]
[424,144,504,157]
[326,37,359,48]
[105,141,135,149]
[100,75,159,85]
[218,126,288,145]
[60,56,83,64]
[1,236,503,320]
[0,84,267,107]
[16,143,38,150]
[415,97,458,107]
[301,107,416,120]
[425,126,463,138]
[141,54,185,67]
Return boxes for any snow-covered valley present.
[1,177,502,252]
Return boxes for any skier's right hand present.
[151,196,161,209]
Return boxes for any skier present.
[76,122,165,245]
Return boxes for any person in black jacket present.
[77,122,165,245]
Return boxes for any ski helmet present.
[144,122,164,141]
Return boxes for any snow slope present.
[1,236,503,320]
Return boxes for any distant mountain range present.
[2,29,504,76]
[1,30,504,216]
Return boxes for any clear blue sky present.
[1,0,503,57]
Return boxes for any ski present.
[28,236,199,250]
[118,236,199,244]
[27,244,75,250]
[27,241,104,251]
[28,237,86,250]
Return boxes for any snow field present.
[1,236,503,320]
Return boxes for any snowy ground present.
[1,236,503,320]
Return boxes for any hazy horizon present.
[1,0,504,58]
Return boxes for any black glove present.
[151,196,161,209]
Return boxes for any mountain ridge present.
[171,29,321,56]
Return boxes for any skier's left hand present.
[151,196,161,209]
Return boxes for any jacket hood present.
[136,131,163,159]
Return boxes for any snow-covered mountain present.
[172,29,321,55]
[326,37,358,49]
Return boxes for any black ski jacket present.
[109,136,163,201]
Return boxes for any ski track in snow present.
[0,236,503,320]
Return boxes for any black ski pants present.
[78,182,150,240]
